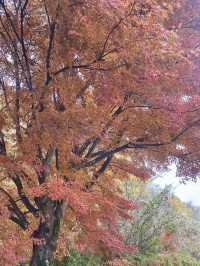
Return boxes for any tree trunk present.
[30,200,63,266]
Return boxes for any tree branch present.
[12,175,39,216]
[0,186,29,230]
[74,118,200,170]
[45,1,60,85]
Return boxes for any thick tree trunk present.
[30,243,54,266]
[30,200,63,266]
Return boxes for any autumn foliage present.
[0,0,199,265]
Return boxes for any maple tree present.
[0,0,200,265]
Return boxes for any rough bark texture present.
[30,200,63,266]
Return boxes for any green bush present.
[51,250,102,266]
[18,251,200,266]
[127,252,200,266]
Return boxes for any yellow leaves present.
[123,175,146,199]
[170,196,192,218]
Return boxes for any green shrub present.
[127,252,200,266]
[51,250,102,266]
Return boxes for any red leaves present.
[111,160,150,181]
[1,0,199,263]
[66,190,90,217]
[33,176,137,255]
[26,184,46,198]
[0,235,31,266]
[70,190,136,255]
[148,93,200,130]
[47,178,66,200]
[99,230,135,253]
[76,228,135,255]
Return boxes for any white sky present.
[153,163,200,206]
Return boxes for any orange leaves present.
[0,0,199,263]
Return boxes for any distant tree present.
[120,178,200,259]
[119,183,176,254]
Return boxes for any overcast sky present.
[153,164,200,206]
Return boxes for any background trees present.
[0,0,200,265]
[119,178,200,265]
[52,180,200,266]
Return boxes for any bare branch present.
[74,118,200,170]
[0,186,29,229]
[12,175,39,216]
[45,1,60,85]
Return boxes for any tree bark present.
[30,200,63,266]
